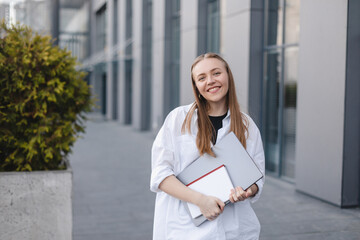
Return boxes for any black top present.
[209,112,228,144]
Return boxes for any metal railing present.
[59,31,89,62]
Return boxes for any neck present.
[207,100,227,116]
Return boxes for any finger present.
[209,215,217,221]
[215,197,224,207]
[241,188,248,199]
[216,198,225,212]
[229,189,235,202]
[205,213,213,221]
[233,192,239,202]
[208,212,218,221]
[213,206,221,215]
[230,189,239,202]
[240,192,247,200]
[234,187,243,200]
[235,186,242,196]
[229,194,235,203]
[246,188,253,198]
[247,184,258,198]
[235,186,242,199]
[236,186,245,194]
[236,186,246,201]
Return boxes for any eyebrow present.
[196,68,222,78]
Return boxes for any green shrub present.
[0,22,92,171]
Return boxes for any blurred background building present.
[1,0,359,209]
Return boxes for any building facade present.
[3,0,357,207]
[77,0,359,208]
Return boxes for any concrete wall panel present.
[180,0,198,105]
[295,0,348,206]
[152,0,166,129]
[118,0,127,124]
[222,0,251,113]
[222,0,250,16]
[106,0,114,120]
[132,0,143,130]
[0,170,72,240]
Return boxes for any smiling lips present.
[207,86,221,93]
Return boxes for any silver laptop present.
[176,131,263,226]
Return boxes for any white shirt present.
[150,104,265,240]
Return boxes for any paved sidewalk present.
[70,115,360,240]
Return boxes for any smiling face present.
[192,57,229,114]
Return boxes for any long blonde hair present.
[181,53,248,156]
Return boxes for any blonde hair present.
[181,53,248,156]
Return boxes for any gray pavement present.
[70,114,360,240]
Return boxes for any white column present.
[118,0,127,124]
[221,0,251,113]
[131,0,143,130]
[152,0,166,130]
[179,0,198,105]
[105,0,114,119]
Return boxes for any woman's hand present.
[159,176,226,221]
[196,195,225,221]
[229,184,258,203]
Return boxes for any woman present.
[150,53,265,240]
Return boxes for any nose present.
[207,75,216,84]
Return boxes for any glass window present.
[207,0,220,53]
[281,47,298,178]
[124,0,133,124]
[125,59,132,124]
[263,50,281,174]
[143,0,152,74]
[263,0,299,180]
[284,0,300,44]
[265,0,283,46]
[170,0,181,107]
[59,2,90,61]
[112,60,118,119]
[125,0,133,48]
[172,0,180,13]
[93,63,107,115]
[198,0,220,54]
[113,0,118,45]
[141,0,152,130]
[144,0,152,69]
[164,0,181,116]
[96,4,107,52]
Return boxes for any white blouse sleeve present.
[150,113,177,193]
[247,118,266,204]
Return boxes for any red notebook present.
[186,164,234,219]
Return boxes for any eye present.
[214,72,221,76]
[198,76,206,81]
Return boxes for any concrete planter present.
[0,163,72,240]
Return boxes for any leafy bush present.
[0,22,92,171]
